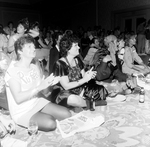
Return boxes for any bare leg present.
[41,102,72,120]
[30,112,56,132]
[67,94,87,107]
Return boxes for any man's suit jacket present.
[49,46,60,74]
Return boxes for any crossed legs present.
[30,102,71,132]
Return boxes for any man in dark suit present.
[49,31,63,75]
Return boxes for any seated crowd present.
[0,17,150,134]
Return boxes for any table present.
[10,93,150,147]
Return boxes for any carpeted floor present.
[6,92,150,147]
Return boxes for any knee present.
[45,118,56,132]
[67,94,79,106]
[62,110,72,119]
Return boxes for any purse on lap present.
[83,83,108,101]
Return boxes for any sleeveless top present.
[53,56,84,95]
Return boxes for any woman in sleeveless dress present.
[52,34,108,108]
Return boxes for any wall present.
[0,0,29,4]
[1,0,150,31]
[45,0,150,31]
[98,0,150,30]
[41,0,96,31]
[0,7,41,27]
[0,1,41,28]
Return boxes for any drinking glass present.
[28,120,38,141]
[0,130,5,139]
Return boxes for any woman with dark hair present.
[28,21,48,49]
[7,18,29,60]
[52,34,108,108]
[28,21,49,77]
[28,21,40,48]
[7,21,16,36]
[5,35,71,131]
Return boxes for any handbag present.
[83,82,108,101]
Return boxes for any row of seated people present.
[82,34,150,81]
[0,33,125,133]
[0,26,149,134]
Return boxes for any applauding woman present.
[53,34,108,108]
[5,35,71,132]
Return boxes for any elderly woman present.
[52,34,108,108]
[5,35,71,132]
[122,34,150,75]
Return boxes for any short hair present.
[59,34,80,57]
[14,35,35,60]
[52,31,63,47]
[29,21,40,30]
[18,18,29,31]
[104,35,117,46]
[125,33,137,47]
[89,37,99,45]
[7,21,13,26]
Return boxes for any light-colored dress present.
[4,61,49,127]
[122,46,143,75]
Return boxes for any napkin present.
[137,79,150,90]
[1,136,27,147]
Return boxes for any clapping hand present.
[38,73,60,91]
[84,67,97,82]
[51,76,60,86]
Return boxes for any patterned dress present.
[53,56,108,106]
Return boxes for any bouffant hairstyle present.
[59,34,80,57]
[14,35,35,60]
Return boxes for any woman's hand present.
[38,73,56,91]
[83,67,97,82]
[51,76,60,86]
[1,116,16,133]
